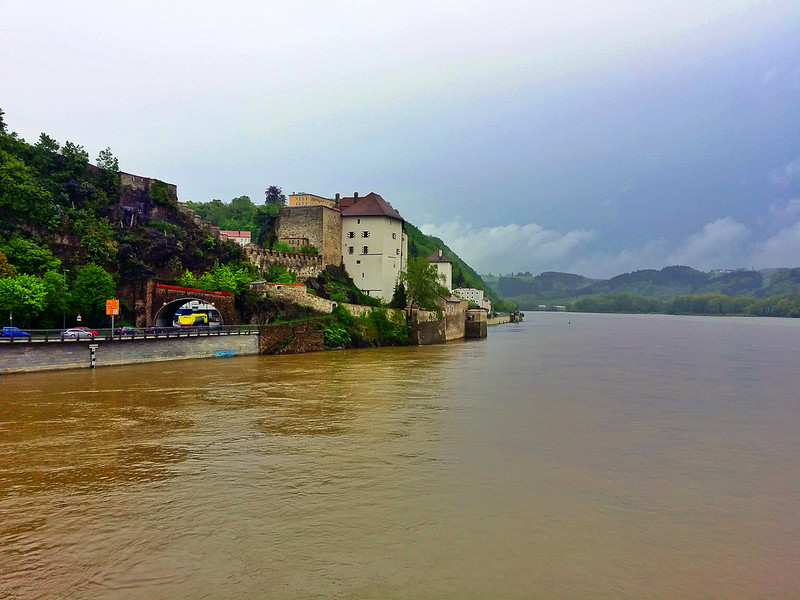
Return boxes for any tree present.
[399,257,448,314]
[0,273,47,326]
[0,234,61,275]
[0,251,16,278]
[0,150,54,222]
[389,281,407,309]
[96,147,120,192]
[264,185,286,206]
[61,141,89,177]
[70,263,116,325]
[39,270,71,328]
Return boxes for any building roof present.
[219,230,251,238]
[340,192,403,221]
[445,295,463,303]
[426,249,451,263]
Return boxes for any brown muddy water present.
[1,313,799,599]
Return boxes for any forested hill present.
[0,111,251,327]
[484,266,800,313]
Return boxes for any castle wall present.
[444,298,468,341]
[276,205,342,268]
[243,246,324,281]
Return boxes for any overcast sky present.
[2,1,799,277]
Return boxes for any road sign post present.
[106,300,119,336]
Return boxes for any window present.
[348,246,354,254]
[347,231,355,238]
[357,218,360,224]
[362,246,369,254]
[392,232,397,239]
[356,260,361,264]
[396,248,400,255]
[361,231,370,238]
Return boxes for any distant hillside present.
[485,266,800,312]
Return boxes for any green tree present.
[399,257,448,314]
[0,234,61,275]
[95,147,120,192]
[0,150,54,222]
[60,141,89,178]
[389,281,407,309]
[70,263,116,325]
[39,270,71,328]
[0,273,47,326]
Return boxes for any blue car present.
[1,326,31,338]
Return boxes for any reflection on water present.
[1,314,799,598]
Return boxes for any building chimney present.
[353,192,359,200]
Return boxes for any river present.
[1,312,799,598]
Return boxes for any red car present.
[74,326,99,335]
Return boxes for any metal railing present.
[0,324,261,343]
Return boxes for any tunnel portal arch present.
[153,297,224,328]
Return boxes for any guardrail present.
[0,325,261,343]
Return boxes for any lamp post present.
[62,269,69,330]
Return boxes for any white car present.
[61,328,96,339]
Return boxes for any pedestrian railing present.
[0,325,261,343]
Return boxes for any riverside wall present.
[0,334,260,375]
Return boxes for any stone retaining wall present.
[258,323,325,355]
[244,246,323,281]
[253,282,404,321]
[0,334,260,375]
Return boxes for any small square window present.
[392,232,396,239]
[361,231,370,238]
[347,231,355,238]
[356,260,361,264]
[362,246,369,254]
[348,246,354,254]
[396,248,400,255]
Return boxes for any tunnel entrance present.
[153,297,224,328]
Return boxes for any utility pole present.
[62,269,69,330]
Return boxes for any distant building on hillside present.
[426,249,453,293]
[219,230,251,246]
[340,192,407,302]
[453,287,484,305]
[288,192,336,208]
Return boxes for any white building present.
[453,287,484,305]
[219,230,251,246]
[426,249,452,293]
[340,192,407,302]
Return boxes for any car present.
[113,326,138,336]
[1,326,31,338]
[74,326,98,335]
[61,328,96,339]
[145,325,181,334]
